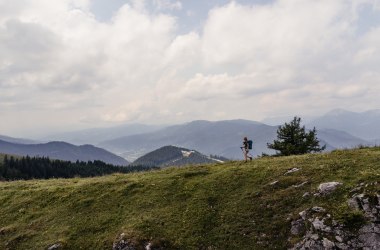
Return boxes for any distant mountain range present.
[2,108,380,164]
[99,118,371,160]
[131,145,225,167]
[317,129,369,149]
[0,135,37,144]
[0,140,129,166]
[99,120,277,160]
[307,109,380,140]
[41,123,164,145]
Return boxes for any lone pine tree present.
[267,116,326,156]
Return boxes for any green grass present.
[1,148,380,249]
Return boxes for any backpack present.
[248,140,253,150]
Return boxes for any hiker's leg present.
[247,150,252,161]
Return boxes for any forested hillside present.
[0,140,129,166]
[0,154,155,180]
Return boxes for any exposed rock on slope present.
[316,182,343,196]
[291,184,380,249]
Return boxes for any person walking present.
[242,137,253,162]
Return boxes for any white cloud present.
[172,0,380,116]
[201,1,353,70]
[1,0,380,136]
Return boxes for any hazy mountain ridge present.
[0,135,37,144]
[2,109,379,163]
[41,123,164,145]
[99,120,278,160]
[308,108,380,140]
[317,128,370,149]
[0,140,129,166]
[99,118,371,160]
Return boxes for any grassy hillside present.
[0,148,380,249]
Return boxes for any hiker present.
[242,137,253,162]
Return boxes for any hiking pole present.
[240,146,250,161]
[240,146,245,154]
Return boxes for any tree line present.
[0,155,157,181]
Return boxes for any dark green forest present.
[0,155,157,181]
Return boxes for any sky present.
[1,0,380,137]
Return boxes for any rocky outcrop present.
[269,180,279,186]
[316,182,342,196]
[290,190,380,249]
[113,233,139,250]
[285,168,301,175]
[112,233,172,250]
[348,193,380,222]
[47,243,63,250]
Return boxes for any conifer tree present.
[267,116,326,156]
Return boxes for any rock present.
[299,210,307,220]
[322,238,335,249]
[291,219,305,235]
[145,242,152,250]
[113,233,137,250]
[359,232,380,248]
[310,234,319,241]
[293,181,308,188]
[350,187,362,193]
[311,217,331,233]
[302,192,310,198]
[335,236,343,242]
[357,223,380,248]
[311,206,326,213]
[291,192,380,249]
[47,243,63,250]
[291,233,324,250]
[349,194,380,221]
[112,234,170,250]
[362,198,370,210]
[269,180,279,186]
[312,217,324,230]
[317,182,342,195]
[285,168,300,175]
[348,196,360,210]
[336,242,349,249]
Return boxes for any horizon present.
[1,107,379,139]
[1,0,380,137]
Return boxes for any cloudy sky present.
[1,0,380,137]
